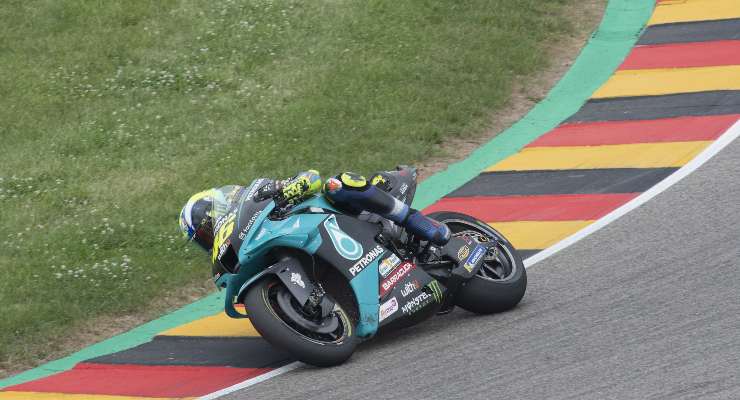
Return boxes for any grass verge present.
[1,0,576,374]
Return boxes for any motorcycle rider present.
[179,169,451,254]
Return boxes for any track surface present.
[225,121,740,400]
[3,0,740,398]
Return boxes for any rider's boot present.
[401,209,451,246]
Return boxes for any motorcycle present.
[210,166,526,366]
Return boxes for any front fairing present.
[289,194,340,213]
[229,194,387,336]
[219,191,441,338]
[219,195,334,287]
[236,195,336,262]
[210,180,272,277]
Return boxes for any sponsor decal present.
[238,210,262,240]
[349,245,384,276]
[427,281,443,303]
[245,178,265,201]
[380,262,415,296]
[213,210,236,234]
[379,297,399,322]
[399,182,409,195]
[457,245,470,260]
[379,253,401,277]
[212,212,236,263]
[463,244,486,273]
[216,239,231,261]
[324,216,364,260]
[400,280,420,298]
[290,272,305,288]
[401,291,433,315]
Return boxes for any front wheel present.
[428,211,527,314]
[244,277,358,367]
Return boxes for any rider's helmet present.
[179,189,216,252]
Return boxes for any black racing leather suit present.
[255,167,450,246]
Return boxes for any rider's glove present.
[252,170,321,205]
[254,181,283,202]
[281,170,321,204]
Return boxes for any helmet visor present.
[184,185,240,252]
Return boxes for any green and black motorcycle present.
[210,166,527,366]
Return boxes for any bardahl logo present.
[349,245,384,276]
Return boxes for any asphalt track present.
[3,0,740,398]
[225,124,740,400]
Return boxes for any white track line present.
[199,119,740,399]
[198,362,303,400]
[525,118,740,268]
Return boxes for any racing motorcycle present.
[210,166,526,366]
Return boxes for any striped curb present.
[426,0,740,261]
[8,0,740,398]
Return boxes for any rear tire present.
[428,211,527,314]
[244,277,358,367]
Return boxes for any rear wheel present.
[428,211,527,314]
[244,277,358,367]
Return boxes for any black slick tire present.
[428,211,527,314]
[244,277,358,367]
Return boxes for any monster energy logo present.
[427,281,443,303]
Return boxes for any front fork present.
[232,254,335,319]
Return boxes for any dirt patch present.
[417,0,607,181]
[1,0,607,381]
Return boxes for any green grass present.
[0,0,574,370]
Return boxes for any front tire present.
[244,277,358,367]
[428,211,527,314]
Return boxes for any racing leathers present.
[254,169,451,246]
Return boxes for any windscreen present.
[210,185,242,223]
